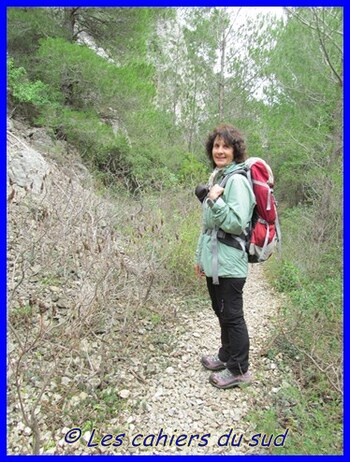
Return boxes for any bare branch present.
[312,8,343,87]
[285,7,343,53]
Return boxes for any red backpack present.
[220,157,281,263]
[244,157,281,263]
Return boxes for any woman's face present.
[212,135,234,168]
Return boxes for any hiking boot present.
[209,369,252,389]
[201,354,227,371]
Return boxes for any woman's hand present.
[194,264,205,279]
[208,184,224,201]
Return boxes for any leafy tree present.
[73,7,168,63]
[7,8,69,66]
[35,37,155,114]
[256,8,342,206]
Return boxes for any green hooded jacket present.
[195,162,256,279]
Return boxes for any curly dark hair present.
[205,124,247,168]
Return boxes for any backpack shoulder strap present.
[219,168,248,188]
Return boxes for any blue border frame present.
[3,1,345,460]
[1,1,7,460]
[343,4,347,460]
[2,1,347,6]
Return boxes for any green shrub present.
[264,197,342,455]
[7,8,68,61]
[273,260,304,293]
[249,383,342,454]
[37,107,132,177]
[178,153,209,186]
[7,57,61,117]
[35,37,155,116]
[165,207,203,291]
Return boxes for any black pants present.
[206,277,249,375]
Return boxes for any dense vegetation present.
[7,7,343,454]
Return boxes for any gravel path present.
[109,264,286,455]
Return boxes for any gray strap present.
[209,227,248,282]
[252,179,270,188]
[234,236,247,258]
[220,168,247,188]
[255,217,270,262]
[275,210,282,253]
[247,169,252,188]
[211,229,220,285]
[252,180,272,210]
[259,223,270,261]
[267,189,271,211]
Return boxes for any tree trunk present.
[218,30,226,121]
[63,7,80,42]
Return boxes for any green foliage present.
[269,199,342,318]
[7,57,61,118]
[178,153,209,186]
[73,8,170,64]
[138,307,162,327]
[274,258,342,322]
[35,37,155,115]
[30,35,181,190]
[10,304,33,323]
[37,107,131,176]
[273,260,304,293]
[7,8,68,64]
[255,9,343,208]
[260,10,344,399]
[296,277,341,320]
[165,207,203,290]
[121,108,189,190]
[39,274,62,286]
[264,217,342,455]
[249,384,342,454]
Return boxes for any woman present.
[194,124,256,389]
